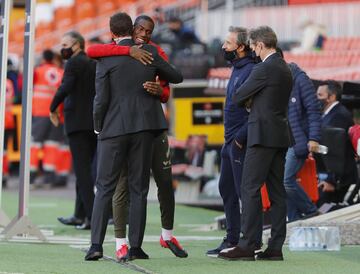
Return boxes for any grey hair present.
[249,26,277,49]
[64,31,85,50]
[228,26,250,51]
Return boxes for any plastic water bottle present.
[315,145,328,155]
[289,227,341,251]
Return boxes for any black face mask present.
[60,43,75,60]
[319,99,328,110]
[222,48,238,62]
[171,28,180,34]
[251,50,262,63]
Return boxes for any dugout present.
[170,80,225,147]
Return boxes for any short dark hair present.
[323,80,342,100]
[42,49,54,62]
[168,17,182,24]
[64,31,85,50]
[228,26,250,51]
[134,15,155,28]
[249,26,277,49]
[89,36,103,44]
[110,12,133,37]
[276,47,284,58]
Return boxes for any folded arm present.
[87,43,170,101]
[150,48,183,84]
[149,42,171,102]
[87,43,153,65]
[232,64,267,106]
[87,43,130,58]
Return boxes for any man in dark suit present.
[50,31,97,230]
[316,80,358,206]
[85,12,183,261]
[219,26,293,261]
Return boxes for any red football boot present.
[160,236,188,258]
[115,244,129,262]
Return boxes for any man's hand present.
[318,181,335,192]
[143,76,163,96]
[49,111,60,127]
[234,139,243,149]
[308,140,320,153]
[244,97,253,112]
[130,45,153,65]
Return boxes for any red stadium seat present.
[116,0,136,6]
[352,72,360,81]
[12,19,25,44]
[54,6,75,32]
[75,1,96,23]
[350,38,360,50]
[96,0,117,15]
[35,21,54,39]
[323,37,336,51]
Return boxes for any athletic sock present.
[115,238,127,251]
[161,228,173,241]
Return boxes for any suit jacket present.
[93,39,183,140]
[321,103,357,188]
[232,53,293,148]
[50,51,96,135]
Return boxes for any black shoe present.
[301,211,321,220]
[254,243,263,255]
[57,216,84,226]
[85,244,103,261]
[2,178,7,188]
[43,171,56,184]
[206,237,236,257]
[52,176,67,188]
[128,247,149,260]
[76,218,91,230]
[218,246,255,261]
[256,248,283,261]
[30,172,37,184]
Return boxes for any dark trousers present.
[74,150,98,219]
[74,188,85,219]
[113,131,175,238]
[91,131,154,248]
[238,146,287,251]
[219,141,246,245]
[68,130,97,220]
